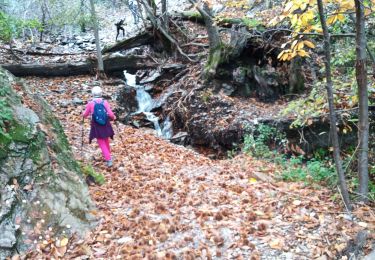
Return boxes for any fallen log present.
[173,11,264,29]
[102,32,153,54]
[102,53,158,73]
[0,62,93,77]
[0,46,84,56]
[1,54,158,77]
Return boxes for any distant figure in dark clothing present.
[115,19,125,41]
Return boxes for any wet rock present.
[72,97,84,105]
[161,63,186,72]
[116,85,138,115]
[232,67,247,85]
[59,99,71,108]
[221,83,236,96]
[14,106,40,125]
[140,70,162,84]
[129,112,155,128]
[0,68,96,258]
[0,221,16,251]
[170,132,189,145]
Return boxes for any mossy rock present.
[0,68,96,259]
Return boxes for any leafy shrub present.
[81,164,106,185]
[279,156,336,185]
[0,87,12,142]
[0,11,42,42]
[243,123,286,158]
[241,123,336,186]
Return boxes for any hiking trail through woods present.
[23,76,374,259]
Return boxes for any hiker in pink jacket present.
[83,86,116,167]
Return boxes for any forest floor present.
[23,75,375,259]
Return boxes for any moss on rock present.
[0,67,96,259]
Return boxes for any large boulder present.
[0,68,96,258]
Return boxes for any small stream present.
[124,71,173,139]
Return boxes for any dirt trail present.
[24,76,374,259]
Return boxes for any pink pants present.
[97,138,111,161]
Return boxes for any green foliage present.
[0,87,12,142]
[241,123,336,186]
[241,17,262,28]
[243,124,286,158]
[78,14,92,32]
[0,11,42,42]
[279,157,336,185]
[81,164,106,185]
[331,40,356,73]
[201,89,213,103]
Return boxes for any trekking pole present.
[80,117,85,159]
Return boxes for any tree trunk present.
[40,3,46,42]
[316,0,352,210]
[354,0,369,200]
[89,0,104,75]
[140,0,190,58]
[188,0,223,80]
[1,55,157,77]
[161,0,168,31]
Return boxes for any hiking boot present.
[106,160,113,167]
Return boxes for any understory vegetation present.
[240,123,375,202]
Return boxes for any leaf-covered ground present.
[20,75,374,259]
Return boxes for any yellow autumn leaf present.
[291,14,298,27]
[297,49,310,58]
[327,15,337,25]
[341,0,354,10]
[301,10,314,26]
[281,53,289,61]
[249,178,257,184]
[291,40,298,50]
[337,14,345,22]
[291,51,298,59]
[312,25,323,33]
[303,40,316,48]
[277,50,286,60]
[60,237,69,247]
[296,41,305,51]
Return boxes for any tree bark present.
[1,55,157,77]
[102,32,153,54]
[188,0,223,79]
[316,0,352,210]
[140,0,193,60]
[89,0,104,74]
[161,0,168,31]
[354,0,369,200]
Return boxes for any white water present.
[124,71,173,139]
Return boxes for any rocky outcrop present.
[0,68,96,258]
